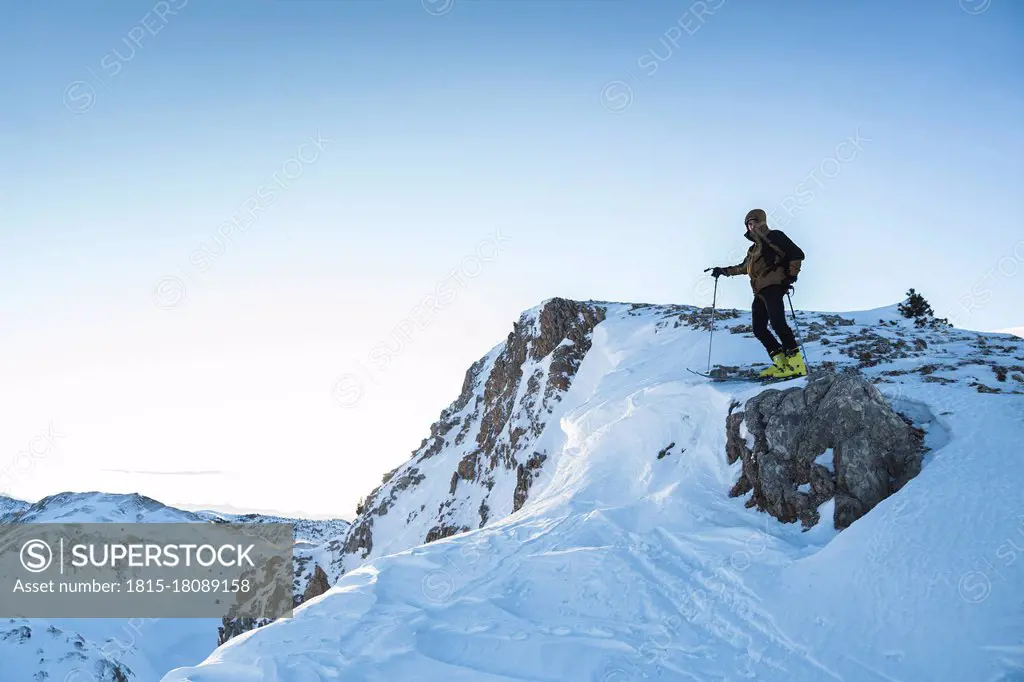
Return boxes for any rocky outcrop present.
[217,617,272,646]
[727,370,925,530]
[217,554,294,645]
[340,520,374,560]
[300,565,331,604]
[433,298,606,528]
[513,452,548,512]
[334,298,607,575]
[425,523,471,543]
[475,298,606,472]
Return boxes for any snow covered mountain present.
[0,493,29,517]
[0,492,349,541]
[328,298,607,579]
[194,510,350,545]
[1,491,208,524]
[0,492,350,682]
[163,296,1024,681]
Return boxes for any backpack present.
[763,230,804,281]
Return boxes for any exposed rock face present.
[333,297,607,577]
[341,516,374,559]
[727,370,925,530]
[475,298,606,473]
[300,564,331,604]
[217,617,272,646]
[513,452,548,512]
[217,555,294,645]
[425,524,471,543]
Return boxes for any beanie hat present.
[744,208,767,226]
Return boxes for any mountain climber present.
[710,209,807,379]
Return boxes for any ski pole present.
[703,270,719,373]
[786,290,810,373]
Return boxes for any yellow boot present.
[759,350,791,378]
[781,349,808,378]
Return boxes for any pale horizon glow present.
[1,1,1021,517]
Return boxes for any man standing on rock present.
[711,209,807,378]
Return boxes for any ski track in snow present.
[120,304,1024,680]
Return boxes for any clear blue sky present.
[0,0,1021,516]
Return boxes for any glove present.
[710,267,725,278]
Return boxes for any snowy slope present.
[0,492,350,682]
[1,491,208,524]
[0,620,135,682]
[163,299,1024,682]
[0,493,29,517]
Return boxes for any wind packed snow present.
[161,302,1024,682]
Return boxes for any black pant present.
[751,284,797,356]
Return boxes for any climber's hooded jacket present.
[722,208,805,293]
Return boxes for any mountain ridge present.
[5,295,1023,681]
[325,295,1024,585]
[163,294,1024,680]
[0,490,351,682]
